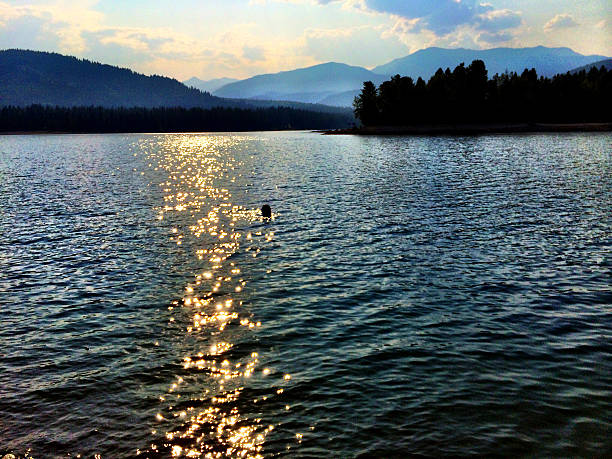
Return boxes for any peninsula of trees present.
[353,60,611,128]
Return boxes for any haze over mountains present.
[212,62,387,106]
[570,59,612,74]
[183,77,239,94]
[0,49,349,114]
[1,46,608,111]
[204,46,609,107]
[373,46,608,79]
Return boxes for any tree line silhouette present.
[354,60,611,126]
[0,105,353,133]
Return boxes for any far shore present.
[2,122,611,136]
[0,131,74,135]
[322,122,612,136]
[0,128,307,135]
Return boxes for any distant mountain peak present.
[183,76,239,93]
[212,61,387,104]
[0,49,352,114]
[372,45,610,79]
[570,58,612,73]
[6,46,609,111]
[310,61,360,69]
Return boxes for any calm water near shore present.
[1,132,611,458]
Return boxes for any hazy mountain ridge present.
[373,46,609,79]
[2,47,608,111]
[0,49,352,115]
[210,46,609,107]
[213,62,388,106]
[318,89,361,107]
[570,59,612,74]
[183,76,239,93]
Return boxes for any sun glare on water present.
[137,135,289,458]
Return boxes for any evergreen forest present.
[0,105,353,133]
[354,60,611,126]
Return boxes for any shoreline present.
[322,122,612,136]
[0,128,310,136]
[0,131,73,135]
[2,122,611,136]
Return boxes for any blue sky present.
[0,0,609,80]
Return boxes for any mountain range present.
[0,49,222,108]
[212,62,387,105]
[0,49,349,114]
[372,46,608,79]
[183,76,239,93]
[569,58,612,74]
[202,46,609,107]
[1,46,609,111]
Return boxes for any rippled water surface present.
[1,132,611,458]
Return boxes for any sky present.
[0,0,610,81]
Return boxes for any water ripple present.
[0,132,611,457]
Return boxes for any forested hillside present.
[0,49,224,108]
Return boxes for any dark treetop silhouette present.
[353,60,612,126]
[0,105,353,133]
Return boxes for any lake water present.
[1,132,611,458]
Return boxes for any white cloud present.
[304,0,524,52]
[302,25,408,67]
[0,0,103,51]
[477,30,513,44]
[544,14,578,32]
[0,2,282,78]
[359,0,496,35]
[0,12,61,52]
[476,9,522,32]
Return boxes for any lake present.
[1,132,610,457]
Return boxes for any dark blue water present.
[1,132,611,458]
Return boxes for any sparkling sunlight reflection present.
[137,135,288,458]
